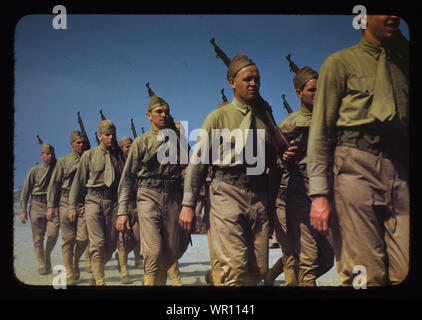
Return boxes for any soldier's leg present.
[332,146,396,286]
[130,207,143,269]
[45,206,60,273]
[74,203,89,280]
[116,232,131,284]
[29,199,48,274]
[137,188,164,285]
[84,195,107,286]
[59,196,77,284]
[384,160,409,285]
[209,180,251,286]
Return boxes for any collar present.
[358,36,385,60]
[71,150,81,159]
[299,105,313,119]
[231,97,252,115]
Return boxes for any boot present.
[283,266,299,286]
[264,258,284,286]
[84,246,92,273]
[62,251,77,285]
[44,236,58,274]
[167,261,182,286]
[117,249,131,284]
[143,274,159,286]
[91,260,106,286]
[205,269,213,285]
[159,270,168,286]
[211,268,223,286]
[72,255,80,281]
[115,252,121,273]
[73,241,87,280]
[34,246,49,275]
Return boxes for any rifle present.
[209,38,290,158]
[77,111,92,150]
[130,118,137,139]
[281,94,294,114]
[95,132,100,146]
[100,109,106,121]
[141,127,145,134]
[285,54,299,74]
[36,134,44,145]
[221,88,228,103]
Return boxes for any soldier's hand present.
[116,215,130,232]
[68,212,76,223]
[46,208,55,221]
[20,213,28,224]
[310,195,331,237]
[179,206,196,234]
[282,140,298,163]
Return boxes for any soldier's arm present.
[69,152,89,214]
[46,158,64,218]
[20,167,35,219]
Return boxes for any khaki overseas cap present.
[98,120,116,135]
[293,66,318,90]
[70,129,83,142]
[226,54,255,80]
[119,136,133,148]
[148,95,168,113]
[41,142,55,154]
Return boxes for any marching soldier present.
[278,66,334,286]
[116,85,189,286]
[46,130,89,285]
[307,15,409,286]
[68,120,123,286]
[20,143,60,275]
[179,54,278,286]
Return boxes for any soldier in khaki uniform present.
[114,136,143,284]
[278,67,334,286]
[307,15,409,286]
[179,54,278,286]
[46,130,89,285]
[20,143,60,275]
[69,120,123,286]
[116,87,189,286]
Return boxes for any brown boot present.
[34,246,49,275]
[167,261,182,286]
[117,249,131,284]
[84,246,92,273]
[62,251,77,285]
[264,258,284,286]
[91,260,106,286]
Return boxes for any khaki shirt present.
[20,162,55,214]
[117,128,183,216]
[279,105,312,171]
[182,97,274,208]
[307,36,409,196]
[47,151,81,208]
[69,144,121,212]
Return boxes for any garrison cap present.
[226,54,256,80]
[98,120,116,135]
[41,143,55,154]
[70,130,83,142]
[293,66,318,90]
[119,136,133,148]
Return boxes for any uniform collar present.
[299,105,313,119]
[231,97,252,115]
[358,36,385,60]
[71,150,81,159]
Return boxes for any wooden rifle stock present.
[77,111,92,150]
[285,54,299,74]
[130,118,137,138]
[281,94,293,114]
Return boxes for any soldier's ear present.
[296,88,303,99]
[146,112,152,121]
[229,77,236,90]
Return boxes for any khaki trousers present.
[29,198,60,268]
[137,187,189,276]
[273,193,298,284]
[209,179,269,286]
[287,174,334,285]
[59,195,89,261]
[332,146,409,286]
[84,195,118,264]
[117,201,141,254]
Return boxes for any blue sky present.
[13,14,409,187]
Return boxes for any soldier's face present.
[297,79,317,111]
[99,132,116,149]
[147,104,170,131]
[230,65,260,104]
[71,137,86,155]
[40,152,54,165]
[121,143,131,157]
[365,15,400,44]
